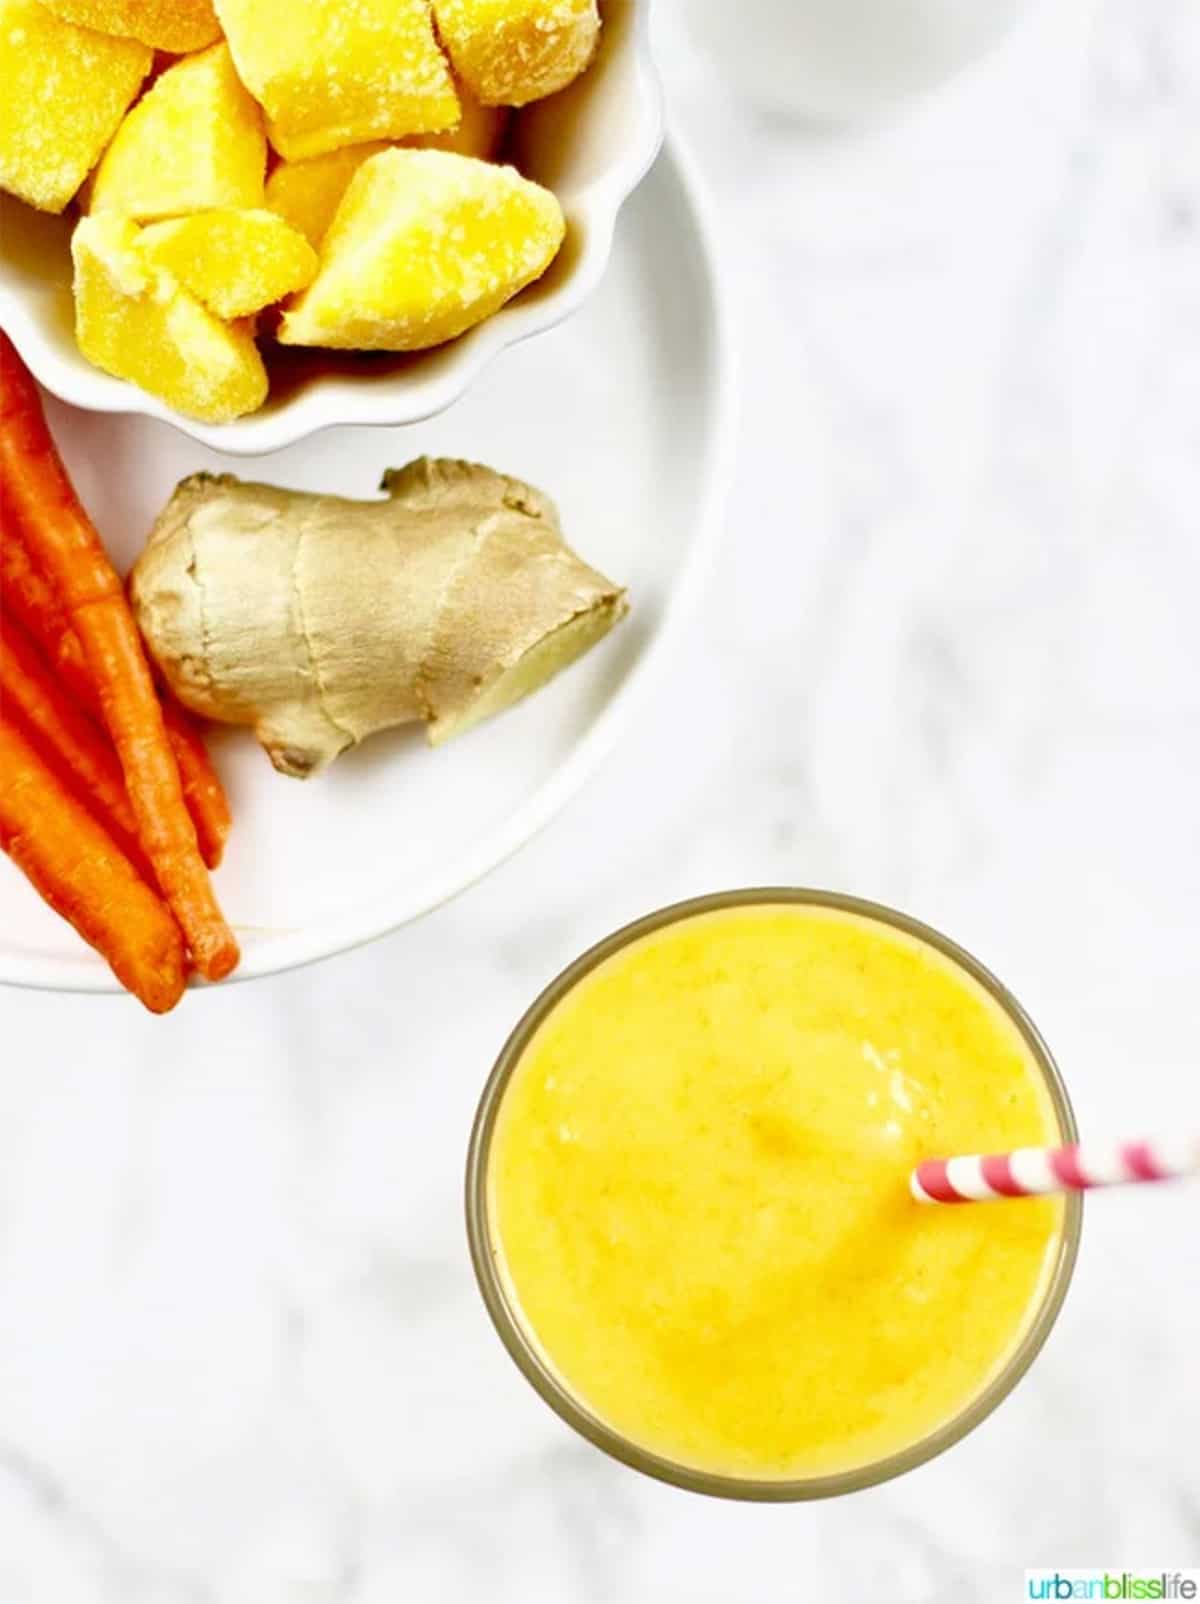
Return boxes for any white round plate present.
[0,139,733,995]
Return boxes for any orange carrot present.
[0,333,237,979]
[71,578,239,977]
[161,698,232,869]
[0,613,150,874]
[0,527,231,869]
[0,712,187,1012]
[0,517,98,705]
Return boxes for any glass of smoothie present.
[466,889,1081,1500]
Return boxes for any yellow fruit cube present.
[263,89,508,250]
[432,0,599,107]
[408,81,509,158]
[73,215,268,422]
[140,208,317,317]
[216,0,460,162]
[87,43,266,221]
[37,0,219,52]
[0,0,150,213]
[264,143,387,249]
[278,148,564,352]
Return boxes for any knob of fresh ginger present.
[129,458,628,778]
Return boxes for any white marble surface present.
[3,0,1200,1597]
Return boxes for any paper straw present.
[911,1136,1200,1205]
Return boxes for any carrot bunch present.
[0,331,237,1010]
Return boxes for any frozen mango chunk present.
[264,90,508,249]
[432,0,599,107]
[278,148,564,351]
[408,81,509,158]
[264,142,387,249]
[140,208,317,317]
[87,43,265,220]
[0,0,150,213]
[216,0,459,162]
[73,215,268,422]
[38,0,219,51]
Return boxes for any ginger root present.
[129,458,628,778]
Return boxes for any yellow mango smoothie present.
[470,893,1079,1495]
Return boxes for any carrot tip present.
[195,934,240,983]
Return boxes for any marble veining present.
[2,0,1199,1597]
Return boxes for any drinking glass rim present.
[465,887,1082,1502]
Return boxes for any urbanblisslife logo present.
[1025,1575,1199,1601]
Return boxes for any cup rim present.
[465,887,1082,1502]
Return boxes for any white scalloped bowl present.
[0,0,662,456]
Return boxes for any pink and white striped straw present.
[911,1136,1200,1204]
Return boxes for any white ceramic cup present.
[686,0,1032,123]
